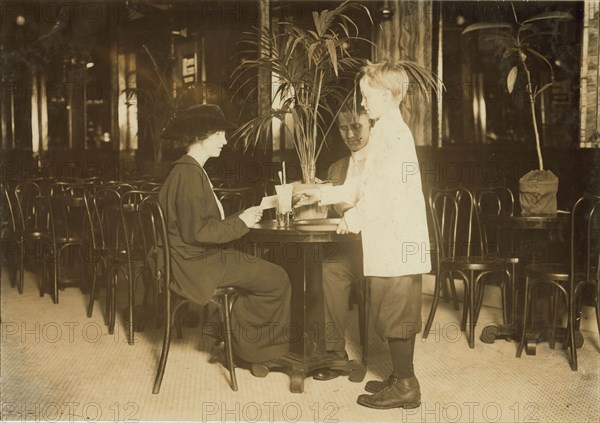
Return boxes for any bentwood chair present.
[88,187,128,322]
[119,190,161,343]
[475,187,519,326]
[48,182,96,301]
[138,196,239,393]
[213,187,256,216]
[517,195,600,370]
[14,181,54,297]
[423,187,514,348]
[1,182,19,288]
[139,181,163,192]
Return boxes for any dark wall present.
[317,144,600,211]
[2,145,598,213]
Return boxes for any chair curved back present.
[213,187,255,215]
[102,181,136,191]
[140,181,163,192]
[429,186,483,262]
[49,182,95,246]
[2,182,18,234]
[570,195,600,283]
[14,181,47,234]
[476,186,515,217]
[138,195,170,296]
[475,186,515,257]
[121,190,159,261]
[92,187,127,254]
[30,178,54,196]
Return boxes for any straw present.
[282,161,287,184]
[278,171,283,185]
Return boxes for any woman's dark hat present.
[161,104,237,139]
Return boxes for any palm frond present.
[230,0,371,179]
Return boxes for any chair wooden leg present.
[595,281,600,337]
[18,241,24,294]
[573,291,583,333]
[79,248,87,293]
[221,293,238,391]
[104,266,112,327]
[440,271,450,304]
[501,270,510,325]
[423,272,443,338]
[568,288,577,371]
[40,252,47,298]
[473,276,485,326]
[127,262,135,345]
[511,263,518,327]
[87,262,98,318]
[109,270,117,335]
[5,239,17,289]
[153,291,172,394]
[52,247,59,304]
[460,285,468,332]
[516,276,531,358]
[362,279,370,367]
[468,270,475,349]
[550,286,559,350]
[448,273,460,311]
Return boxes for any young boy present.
[295,61,431,409]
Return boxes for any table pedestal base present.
[481,324,518,344]
[481,323,584,355]
[251,353,366,393]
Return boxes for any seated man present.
[315,107,371,380]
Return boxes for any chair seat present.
[526,263,569,281]
[55,235,84,244]
[444,256,508,271]
[62,196,86,208]
[214,286,238,296]
[122,203,139,213]
[21,230,51,240]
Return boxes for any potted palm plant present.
[230,1,371,218]
[462,4,573,215]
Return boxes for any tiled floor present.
[1,267,598,422]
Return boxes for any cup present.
[276,211,291,229]
[275,184,293,213]
[275,184,293,228]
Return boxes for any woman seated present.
[158,103,291,364]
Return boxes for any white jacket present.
[320,109,432,277]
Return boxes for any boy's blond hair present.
[358,61,410,102]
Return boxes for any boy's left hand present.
[336,218,350,234]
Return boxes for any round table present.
[480,213,583,353]
[245,220,364,393]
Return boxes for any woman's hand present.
[239,206,263,228]
[293,184,322,207]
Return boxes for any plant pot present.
[519,170,559,216]
[293,203,329,220]
[291,164,330,220]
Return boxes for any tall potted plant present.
[462,4,573,215]
[230,1,371,188]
